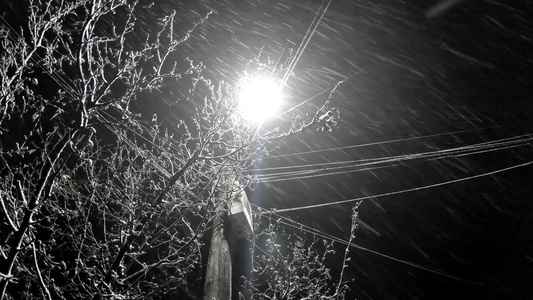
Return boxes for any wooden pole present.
[204,169,234,300]
[203,168,253,300]
[203,212,232,300]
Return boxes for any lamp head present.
[238,76,283,123]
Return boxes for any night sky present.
[172,0,533,299]
[5,0,531,299]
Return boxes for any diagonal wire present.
[252,134,533,183]
[253,133,532,173]
[262,125,522,160]
[256,159,533,215]
[280,0,334,89]
[255,209,496,289]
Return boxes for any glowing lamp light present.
[238,76,282,123]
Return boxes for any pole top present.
[228,189,253,239]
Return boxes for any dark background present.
[4,0,532,299]
[173,0,533,299]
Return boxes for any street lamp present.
[204,77,283,300]
[238,76,283,123]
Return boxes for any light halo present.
[238,76,283,123]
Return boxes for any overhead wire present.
[272,0,313,73]
[275,76,346,119]
[5,3,533,206]
[272,0,340,123]
[280,0,334,89]
[256,209,493,288]
[3,5,528,297]
[254,133,532,172]
[251,133,533,183]
[256,159,533,215]
[262,125,522,160]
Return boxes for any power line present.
[280,0,333,89]
[253,133,532,173]
[252,134,533,183]
[256,209,494,289]
[256,159,533,215]
[263,125,522,160]
[275,76,346,119]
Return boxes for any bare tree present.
[0,1,345,299]
[242,207,357,300]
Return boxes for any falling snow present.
[139,0,532,298]
[1,0,531,298]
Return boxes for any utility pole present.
[204,212,232,300]
[204,175,253,300]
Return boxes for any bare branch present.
[0,193,17,232]
[32,242,52,300]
